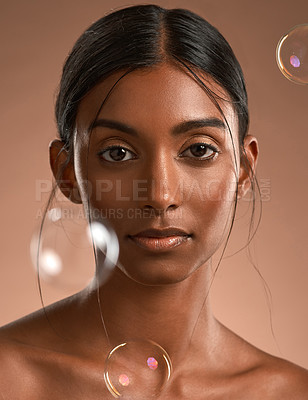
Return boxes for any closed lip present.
[130,228,191,238]
[128,228,191,251]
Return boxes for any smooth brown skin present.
[0,63,307,399]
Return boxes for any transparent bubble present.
[104,340,172,399]
[276,24,308,84]
[87,221,119,279]
[30,203,119,290]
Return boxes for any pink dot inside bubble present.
[147,357,158,370]
[290,55,300,68]
[119,374,130,386]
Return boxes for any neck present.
[87,259,219,367]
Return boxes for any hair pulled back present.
[55,4,249,150]
[41,5,262,323]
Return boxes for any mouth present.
[128,228,191,252]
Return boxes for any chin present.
[116,258,199,286]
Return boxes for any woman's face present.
[73,63,242,285]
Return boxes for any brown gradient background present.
[0,0,307,369]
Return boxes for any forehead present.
[76,62,237,134]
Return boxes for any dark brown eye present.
[180,143,217,160]
[109,147,127,161]
[190,144,209,157]
[99,146,136,162]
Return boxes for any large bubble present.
[30,203,119,291]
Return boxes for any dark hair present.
[40,4,265,338]
[53,3,260,276]
[55,4,249,150]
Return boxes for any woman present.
[0,4,307,399]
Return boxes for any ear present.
[237,135,259,199]
[49,140,82,204]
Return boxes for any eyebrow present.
[91,117,226,136]
[172,118,226,134]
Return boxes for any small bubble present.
[276,24,308,84]
[104,340,172,399]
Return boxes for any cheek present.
[187,167,237,238]
[204,173,237,203]
[75,148,134,213]
[88,176,135,208]
[185,160,237,204]
[80,171,141,232]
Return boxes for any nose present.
[138,152,182,213]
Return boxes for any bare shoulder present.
[0,292,89,361]
[260,354,308,399]
[217,323,308,399]
[235,339,308,399]
[0,295,86,399]
[0,299,69,348]
[0,295,111,399]
[0,315,44,398]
